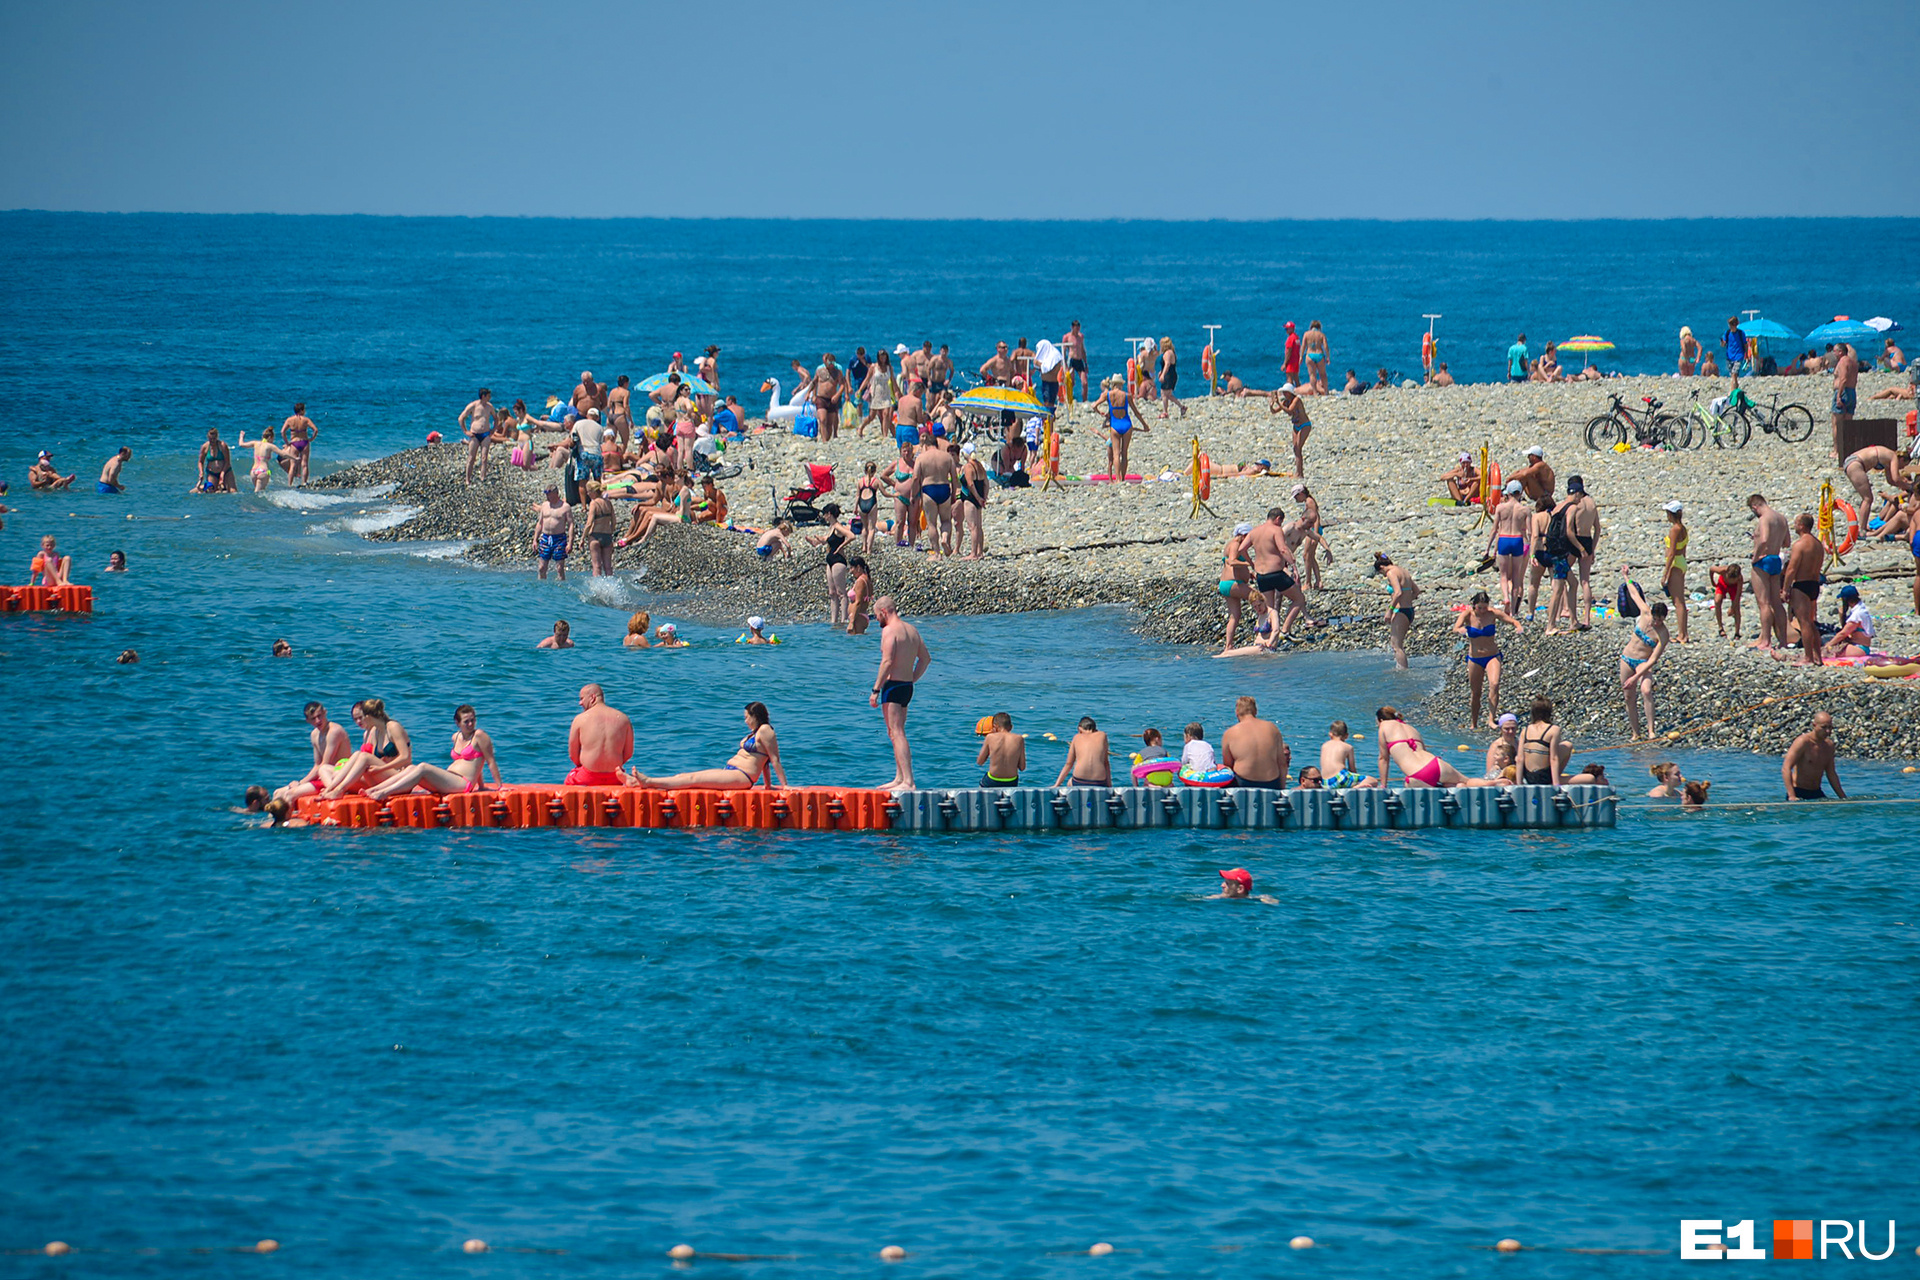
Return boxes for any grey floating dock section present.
[888,785,1616,833]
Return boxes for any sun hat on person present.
[894,343,909,355]
[1458,452,1471,462]
[657,623,677,637]
[1663,500,1684,514]
[1524,445,1544,458]
[1219,868,1253,888]
[1291,484,1308,498]
[747,616,765,630]
[960,442,975,455]
[1497,712,1518,728]
[1503,480,1523,495]
[1234,521,1254,536]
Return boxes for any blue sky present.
[1,0,1913,219]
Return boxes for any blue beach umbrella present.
[635,370,718,397]
[1804,319,1881,347]
[1737,318,1799,341]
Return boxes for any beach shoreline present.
[317,371,1920,760]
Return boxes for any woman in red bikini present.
[367,705,502,799]
[622,702,787,791]
[320,699,412,799]
[1373,706,1496,789]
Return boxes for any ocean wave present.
[305,505,421,535]
[404,540,473,560]
[576,576,636,609]
[264,483,395,510]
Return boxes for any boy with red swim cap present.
[1209,868,1278,905]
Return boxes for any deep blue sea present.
[2,216,1916,1275]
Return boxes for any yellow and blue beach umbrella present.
[636,370,718,397]
[950,386,1050,418]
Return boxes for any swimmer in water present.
[537,619,573,649]
[271,637,291,656]
[623,611,651,649]
[976,712,1026,787]
[367,704,503,798]
[107,550,128,573]
[236,426,291,493]
[653,622,688,648]
[740,615,775,645]
[1208,867,1278,905]
[623,701,787,790]
[1647,761,1685,799]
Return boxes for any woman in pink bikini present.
[622,702,786,791]
[1373,706,1496,789]
[367,705,502,798]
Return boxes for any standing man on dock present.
[870,597,930,792]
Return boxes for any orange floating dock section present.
[296,785,896,832]
[2,585,93,613]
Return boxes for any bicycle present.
[1681,389,1749,449]
[1585,394,1681,451]
[1721,388,1814,444]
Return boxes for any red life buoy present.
[1483,463,1502,512]
[1832,498,1859,556]
[1198,454,1212,501]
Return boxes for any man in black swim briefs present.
[1782,711,1845,801]
[870,597,930,791]
[1245,508,1309,637]
[1782,512,1825,668]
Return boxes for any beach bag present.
[1615,582,1640,618]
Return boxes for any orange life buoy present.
[1832,498,1859,556]
[1201,345,1216,381]
[1198,454,1212,501]
[1483,462,1502,512]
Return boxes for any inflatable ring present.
[1198,454,1212,501]
[1832,497,1859,556]
[1132,759,1179,786]
[1178,764,1235,788]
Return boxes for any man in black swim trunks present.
[1064,321,1088,401]
[1782,512,1825,668]
[1246,507,1309,637]
[1221,695,1289,787]
[1782,711,1845,801]
[1564,475,1600,628]
[870,596,930,791]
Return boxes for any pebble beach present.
[322,369,1920,759]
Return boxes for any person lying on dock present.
[565,684,633,786]
[1208,868,1278,905]
[623,701,786,791]
[977,712,1026,788]
[1053,717,1111,787]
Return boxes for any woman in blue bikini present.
[623,702,786,791]
[1100,374,1148,482]
[1617,576,1671,740]
[1451,590,1524,729]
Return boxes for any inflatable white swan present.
[759,378,812,423]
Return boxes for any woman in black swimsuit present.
[1515,696,1566,786]
[855,461,883,554]
[1157,336,1187,419]
[321,698,412,799]
[806,503,853,627]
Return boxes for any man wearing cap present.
[1822,584,1875,658]
[870,597,930,792]
[1487,481,1532,616]
[1441,451,1478,504]
[1375,553,1420,669]
[1208,867,1278,905]
[1512,445,1554,502]
[533,484,573,581]
[30,451,75,491]
[1563,475,1600,628]
[566,683,633,787]
[1282,321,1301,388]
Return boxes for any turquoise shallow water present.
[2,216,1917,1274]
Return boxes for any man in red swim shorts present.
[565,683,633,785]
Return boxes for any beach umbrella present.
[1805,318,1881,347]
[1738,318,1799,341]
[635,370,718,397]
[1866,317,1902,333]
[1558,335,1614,369]
[950,385,1050,418]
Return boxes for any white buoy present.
[1290,1236,1314,1249]
[880,1245,906,1261]
[668,1244,695,1260]
[462,1239,489,1254]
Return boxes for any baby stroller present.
[773,462,835,526]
